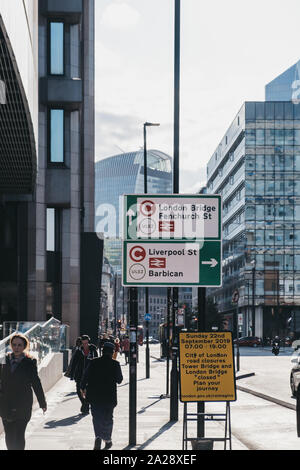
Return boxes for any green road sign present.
[124,194,221,241]
[122,240,221,287]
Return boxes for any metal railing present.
[0,317,69,365]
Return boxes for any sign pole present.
[166,287,172,396]
[197,286,206,437]
[129,287,138,446]
[170,286,179,421]
[170,0,180,423]
[145,288,150,378]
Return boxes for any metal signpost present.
[122,194,222,442]
[179,331,236,449]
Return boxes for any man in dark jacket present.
[80,341,123,450]
[69,335,98,414]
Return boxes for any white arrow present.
[201,258,218,268]
[126,208,135,226]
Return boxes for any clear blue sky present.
[95,0,300,192]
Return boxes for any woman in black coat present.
[0,333,47,450]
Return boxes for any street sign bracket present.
[182,402,232,450]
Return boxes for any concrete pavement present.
[0,344,298,451]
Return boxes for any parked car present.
[233,336,262,347]
[290,349,300,397]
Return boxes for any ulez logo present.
[0,80,6,104]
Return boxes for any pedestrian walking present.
[112,338,120,360]
[0,333,47,450]
[80,341,123,450]
[121,336,130,364]
[68,334,98,414]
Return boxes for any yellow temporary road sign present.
[179,331,236,402]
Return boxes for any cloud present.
[100,2,141,31]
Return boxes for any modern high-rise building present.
[0,1,100,344]
[206,101,300,340]
[266,60,300,102]
[95,149,173,273]
[95,149,173,333]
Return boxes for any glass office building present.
[206,101,300,340]
[95,149,172,273]
[266,61,300,102]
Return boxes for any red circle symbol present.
[129,246,146,262]
[140,200,156,217]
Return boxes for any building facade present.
[0,1,99,344]
[207,101,300,340]
[0,1,38,335]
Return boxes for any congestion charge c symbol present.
[129,246,146,262]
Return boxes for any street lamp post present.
[143,121,160,379]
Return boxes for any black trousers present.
[76,381,89,410]
[3,419,29,450]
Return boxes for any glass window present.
[266,129,275,146]
[245,180,254,195]
[295,155,300,171]
[265,155,275,169]
[285,229,294,245]
[275,181,284,195]
[50,22,64,75]
[275,155,284,170]
[285,155,293,170]
[256,205,264,220]
[246,206,255,220]
[246,129,255,146]
[295,130,300,146]
[285,180,294,195]
[295,206,300,221]
[256,129,264,146]
[47,208,55,251]
[284,205,294,220]
[265,230,274,244]
[256,180,265,195]
[265,181,274,196]
[295,256,300,270]
[265,204,274,220]
[256,230,264,245]
[50,109,64,163]
[285,129,294,146]
[256,155,264,171]
[275,129,284,146]
[275,230,284,245]
[295,230,300,245]
[294,181,300,195]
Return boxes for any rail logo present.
[140,200,156,217]
[129,245,146,262]
[159,221,175,232]
[149,258,166,268]
[129,264,146,280]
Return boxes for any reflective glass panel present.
[50,109,64,163]
[256,155,264,171]
[50,23,64,75]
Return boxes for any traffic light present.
[117,320,121,329]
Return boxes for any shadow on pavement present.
[44,414,86,428]
[123,421,177,450]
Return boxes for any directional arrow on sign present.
[201,258,218,268]
[126,208,135,226]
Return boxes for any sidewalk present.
[0,345,297,451]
